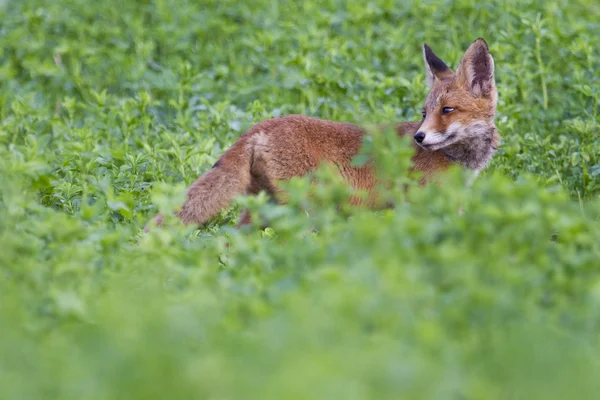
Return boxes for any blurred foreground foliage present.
[1,0,600,398]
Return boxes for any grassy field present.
[1,0,600,398]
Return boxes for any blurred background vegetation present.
[1,0,599,398]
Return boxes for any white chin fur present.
[418,121,465,150]
[418,133,457,151]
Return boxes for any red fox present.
[146,38,500,230]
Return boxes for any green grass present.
[1,0,600,398]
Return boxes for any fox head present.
[414,38,499,170]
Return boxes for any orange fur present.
[145,38,500,231]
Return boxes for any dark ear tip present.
[473,37,489,49]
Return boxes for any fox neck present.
[440,124,500,172]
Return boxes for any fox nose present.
[414,131,426,143]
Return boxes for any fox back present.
[146,38,500,230]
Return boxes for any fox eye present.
[441,107,455,114]
[421,110,426,119]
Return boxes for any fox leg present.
[236,170,284,228]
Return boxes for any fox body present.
[148,38,500,230]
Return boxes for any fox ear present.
[456,38,496,99]
[423,44,454,87]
